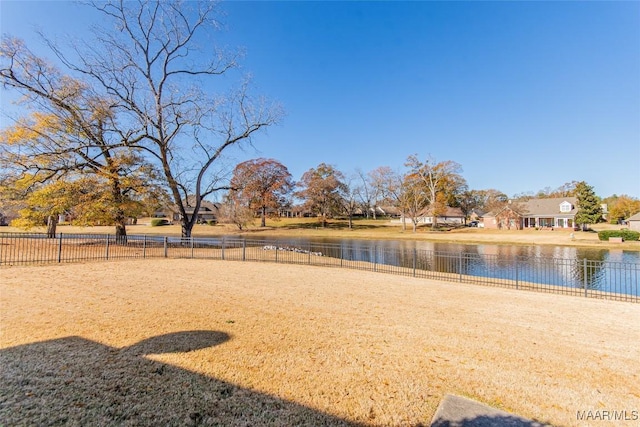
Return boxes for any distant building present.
[391,205,465,226]
[628,212,640,232]
[481,197,579,230]
[155,198,220,223]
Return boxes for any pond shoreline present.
[3,221,639,252]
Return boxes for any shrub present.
[598,230,640,241]
[150,218,169,227]
[207,220,217,226]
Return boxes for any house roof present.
[481,197,578,219]
[160,199,220,215]
[628,212,640,221]
[377,205,402,216]
[418,205,465,218]
[520,197,577,217]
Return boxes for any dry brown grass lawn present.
[1,260,639,426]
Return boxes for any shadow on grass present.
[0,331,367,426]
[430,415,548,427]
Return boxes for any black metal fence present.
[1,232,638,303]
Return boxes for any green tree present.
[574,181,602,230]
[457,190,483,224]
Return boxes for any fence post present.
[373,246,377,272]
[190,237,194,259]
[163,237,168,258]
[515,259,519,290]
[275,243,278,263]
[340,245,343,268]
[242,239,246,261]
[583,258,588,297]
[413,248,417,277]
[459,252,463,282]
[221,237,225,260]
[105,234,110,260]
[308,244,311,265]
[57,233,63,263]
[143,235,147,258]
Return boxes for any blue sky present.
[2,1,639,198]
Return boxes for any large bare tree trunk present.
[111,179,128,243]
[261,206,267,227]
[114,210,127,244]
[46,215,58,239]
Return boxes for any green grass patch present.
[597,229,640,241]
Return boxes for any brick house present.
[481,197,579,230]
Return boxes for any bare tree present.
[48,1,281,237]
[369,166,407,230]
[400,172,428,233]
[478,189,510,213]
[534,181,580,199]
[0,38,160,241]
[405,154,465,229]
[220,191,254,231]
[353,169,375,219]
[341,174,360,229]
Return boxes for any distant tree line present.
[217,158,617,232]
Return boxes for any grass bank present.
[4,218,639,251]
[1,260,639,426]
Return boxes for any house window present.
[560,201,572,213]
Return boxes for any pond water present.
[254,237,640,264]
[236,236,640,297]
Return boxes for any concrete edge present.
[430,394,550,427]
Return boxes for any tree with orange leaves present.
[229,158,294,227]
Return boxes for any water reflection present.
[252,237,639,297]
